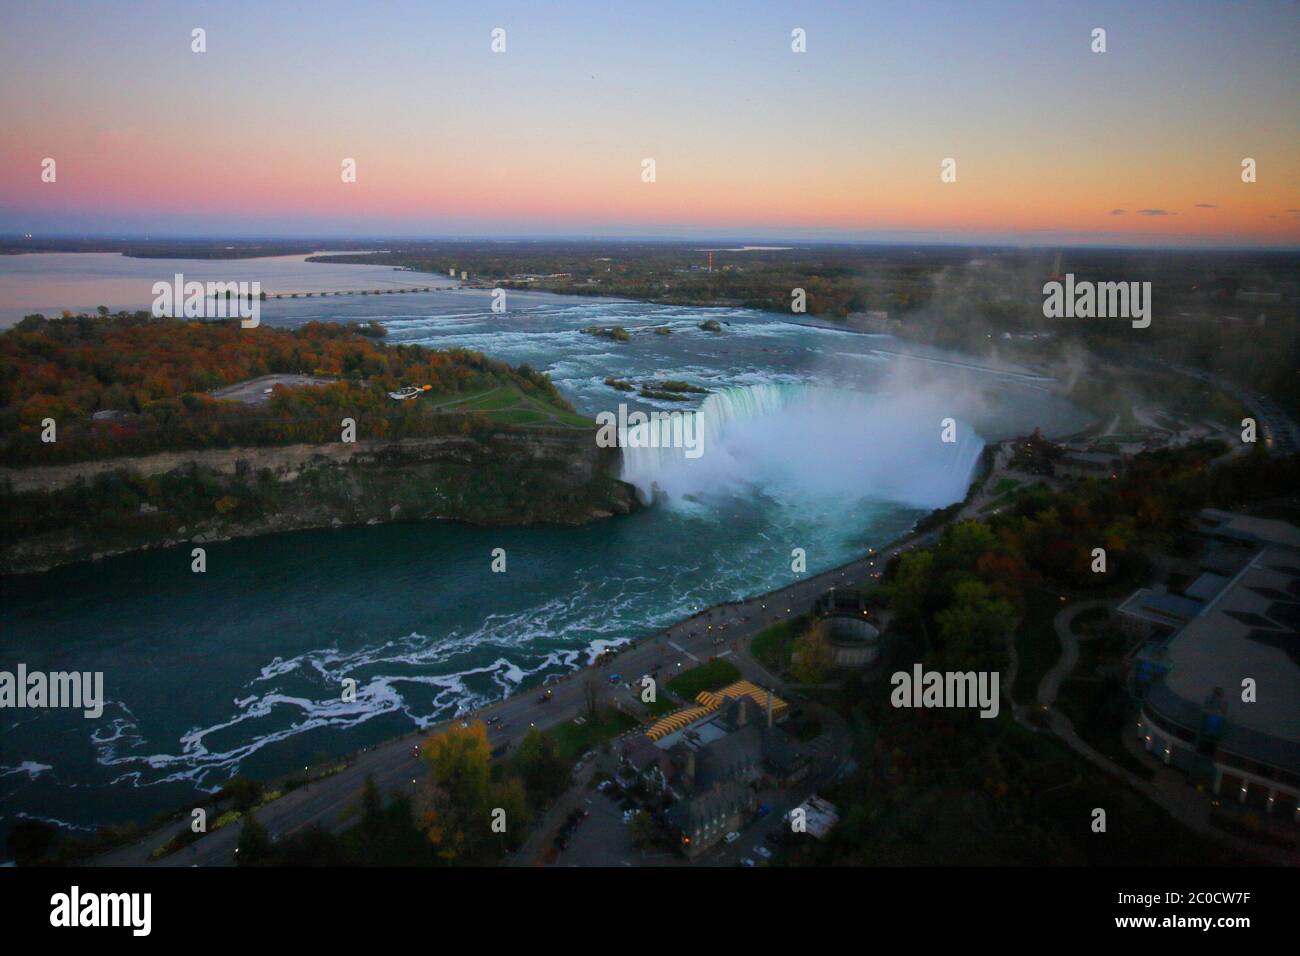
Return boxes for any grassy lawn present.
[751,620,798,673]
[1012,589,1063,705]
[425,386,594,429]
[642,693,680,717]
[667,658,741,700]
[552,708,638,762]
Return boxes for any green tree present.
[792,621,834,684]
[487,777,532,853]
[236,811,272,866]
[887,550,936,650]
[219,775,264,813]
[513,727,569,809]
[934,578,1016,671]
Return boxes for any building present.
[790,795,840,840]
[1115,589,1204,639]
[813,588,883,667]
[622,683,811,858]
[664,783,754,858]
[1131,545,1300,827]
[1055,450,1124,481]
[1197,509,1300,551]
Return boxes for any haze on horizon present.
[0,0,1297,248]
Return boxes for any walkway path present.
[1013,598,1296,865]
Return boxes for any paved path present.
[1013,598,1297,865]
[1037,598,1114,708]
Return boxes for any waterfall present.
[619,382,984,510]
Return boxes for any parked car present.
[724,831,741,844]
[756,804,771,818]
[740,857,756,867]
[753,845,773,860]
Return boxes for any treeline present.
[236,722,573,866]
[808,441,1296,865]
[0,311,575,465]
[883,441,1288,666]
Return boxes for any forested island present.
[0,312,636,573]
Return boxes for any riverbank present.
[0,429,637,574]
[87,515,938,867]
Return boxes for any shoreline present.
[82,511,940,866]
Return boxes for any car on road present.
[608,673,622,684]
[753,845,773,860]
[724,831,740,844]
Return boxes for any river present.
[0,254,1090,846]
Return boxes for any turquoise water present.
[0,279,1090,843]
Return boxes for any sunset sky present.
[1,0,1297,246]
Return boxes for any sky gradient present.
[1,0,1297,246]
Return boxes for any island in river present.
[0,312,637,574]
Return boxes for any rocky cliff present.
[0,429,637,574]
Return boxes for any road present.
[93,527,935,867]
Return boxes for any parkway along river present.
[0,263,1092,843]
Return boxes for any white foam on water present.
[619,382,985,511]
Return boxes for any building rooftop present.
[1185,571,1230,602]
[1118,588,1204,626]
[794,795,840,840]
[646,680,787,743]
[1198,509,1300,551]
[1152,547,1300,774]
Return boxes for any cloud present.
[1194,203,1217,208]
[1109,208,1126,215]
[1136,208,1174,216]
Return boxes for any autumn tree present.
[416,721,493,863]
[791,620,835,685]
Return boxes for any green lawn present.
[751,620,798,673]
[667,658,741,700]
[551,708,638,762]
[425,385,594,429]
[642,693,680,717]
[1012,589,1063,705]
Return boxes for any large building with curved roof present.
[1132,544,1300,824]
